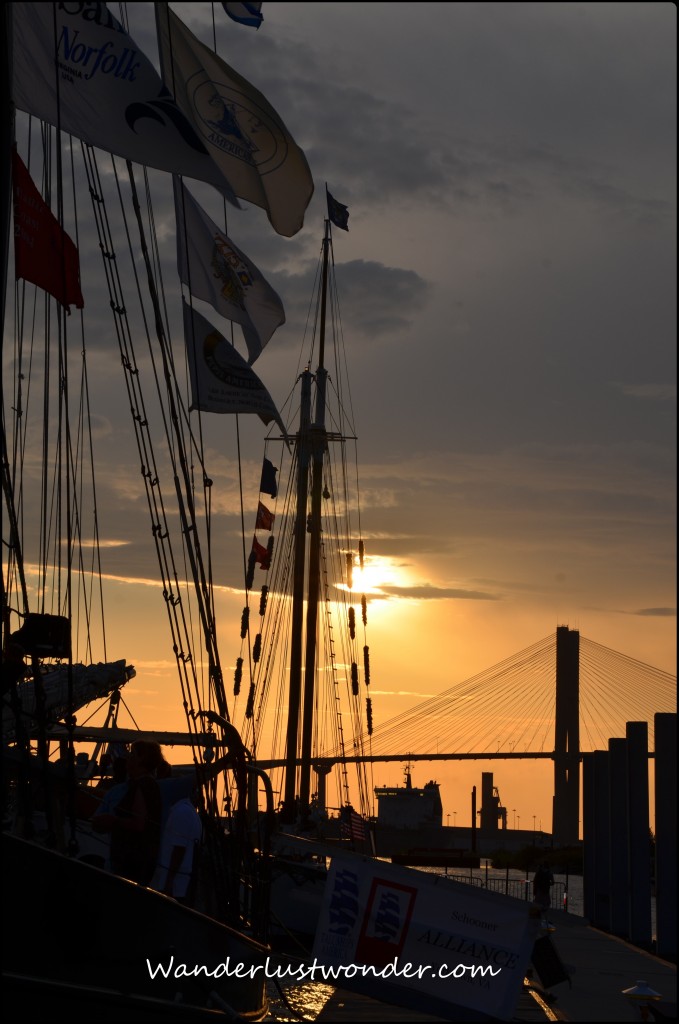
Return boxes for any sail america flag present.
[157,3,313,237]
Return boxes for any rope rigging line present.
[86,149,261,869]
[164,176,226,724]
[229,227,375,820]
[128,164,229,721]
[81,144,220,766]
[7,130,107,669]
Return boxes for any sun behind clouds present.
[347,555,408,596]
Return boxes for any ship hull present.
[3,834,269,1021]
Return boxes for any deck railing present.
[444,873,568,911]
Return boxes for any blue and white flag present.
[11,4,237,205]
[176,182,285,364]
[260,459,278,498]
[157,4,313,237]
[183,302,285,435]
[223,3,264,29]
[327,189,349,231]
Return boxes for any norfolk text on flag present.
[223,3,263,29]
[11,3,238,204]
[157,3,313,237]
[12,148,84,313]
[183,302,285,434]
[176,182,285,364]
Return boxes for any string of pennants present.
[235,458,277,710]
[235,455,373,736]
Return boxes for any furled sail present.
[3,661,135,744]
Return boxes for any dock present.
[531,909,676,1022]
[316,986,550,1021]
[313,909,677,1022]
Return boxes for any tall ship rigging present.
[233,212,377,843]
[1,2,322,1018]
[2,6,544,1022]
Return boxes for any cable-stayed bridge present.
[262,626,676,844]
[361,629,674,759]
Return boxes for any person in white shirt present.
[152,794,202,904]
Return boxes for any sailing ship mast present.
[282,219,332,823]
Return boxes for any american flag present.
[340,807,367,842]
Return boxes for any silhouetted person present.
[533,861,554,909]
[152,790,202,905]
[92,740,163,885]
[2,642,28,694]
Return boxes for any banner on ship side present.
[314,856,539,1021]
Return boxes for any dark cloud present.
[610,382,676,402]
[271,259,429,340]
[179,3,676,225]
[380,584,500,602]
[6,3,675,684]
[363,536,456,558]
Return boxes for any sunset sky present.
[6,2,676,834]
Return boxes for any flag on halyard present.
[340,806,367,842]
[251,536,271,569]
[255,502,275,531]
[223,3,263,28]
[176,182,285,364]
[11,4,238,205]
[12,149,84,313]
[157,3,313,237]
[327,189,349,231]
[260,458,278,498]
[183,302,285,433]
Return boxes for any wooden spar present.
[299,222,331,814]
[0,4,12,346]
[281,368,312,822]
[281,221,331,823]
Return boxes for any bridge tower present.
[552,625,580,845]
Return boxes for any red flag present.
[12,148,84,313]
[252,537,270,570]
[255,502,274,531]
